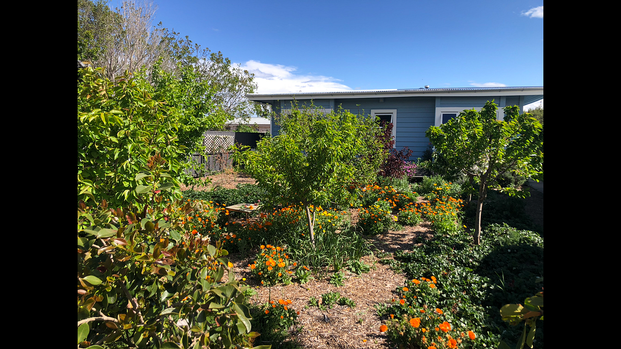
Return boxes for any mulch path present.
[192,172,543,348]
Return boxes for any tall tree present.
[77,0,257,123]
[425,101,543,245]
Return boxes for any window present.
[371,109,397,148]
[441,113,457,124]
[435,107,483,126]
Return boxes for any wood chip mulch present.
[225,206,434,349]
[188,172,543,348]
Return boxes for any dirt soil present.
[193,171,543,348]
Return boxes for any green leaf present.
[136,185,151,194]
[82,228,117,239]
[160,307,177,316]
[85,346,105,349]
[135,172,151,181]
[161,342,182,349]
[78,323,90,343]
[233,303,252,332]
[207,245,217,257]
[158,182,175,191]
[82,275,103,286]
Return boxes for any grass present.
[181,173,543,348]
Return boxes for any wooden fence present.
[184,131,264,177]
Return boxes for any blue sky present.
[107,0,543,109]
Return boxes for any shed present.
[247,86,543,159]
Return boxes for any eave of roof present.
[247,86,543,103]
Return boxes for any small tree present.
[425,101,543,245]
[234,104,385,246]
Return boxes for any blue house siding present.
[252,87,543,165]
[334,97,435,159]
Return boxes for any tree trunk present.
[473,179,488,245]
[305,205,316,247]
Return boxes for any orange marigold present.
[468,331,476,340]
[439,321,451,333]
[447,338,458,349]
[409,317,421,328]
[379,325,388,332]
[400,299,406,305]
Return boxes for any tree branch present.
[119,278,146,325]
[77,310,119,327]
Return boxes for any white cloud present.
[469,81,507,87]
[239,60,352,94]
[524,100,543,111]
[522,6,543,18]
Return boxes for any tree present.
[425,101,543,245]
[234,104,386,246]
[78,0,258,123]
[77,65,217,208]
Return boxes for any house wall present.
[335,97,435,160]
[268,95,528,161]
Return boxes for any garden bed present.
[190,171,544,348]
[225,213,435,348]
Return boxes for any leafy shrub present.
[256,205,370,271]
[77,197,257,348]
[382,223,544,348]
[183,183,266,207]
[413,175,462,200]
[377,122,414,178]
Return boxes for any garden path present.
[200,171,543,348]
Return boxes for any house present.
[247,86,543,159]
[224,117,271,133]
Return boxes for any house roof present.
[226,117,270,125]
[247,86,543,105]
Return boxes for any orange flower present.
[403,287,409,292]
[400,299,406,305]
[379,325,388,332]
[439,321,451,333]
[447,338,458,349]
[468,331,476,340]
[409,317,421,328]
[429,284,436,289]
[412,279,420,285]
[435,308,443,314]
[265,310,269,314]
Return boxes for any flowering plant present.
[251,298,300,346]
[248,244,295,286]
[379,275,477,348]
[418,195,464,236]
[358,200,395,235]
[397,203,422,226]
[381,309,476,349]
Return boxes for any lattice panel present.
[202,131,235,154]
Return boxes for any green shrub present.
[77,198,257,348]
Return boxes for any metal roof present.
[247,86,543,102]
